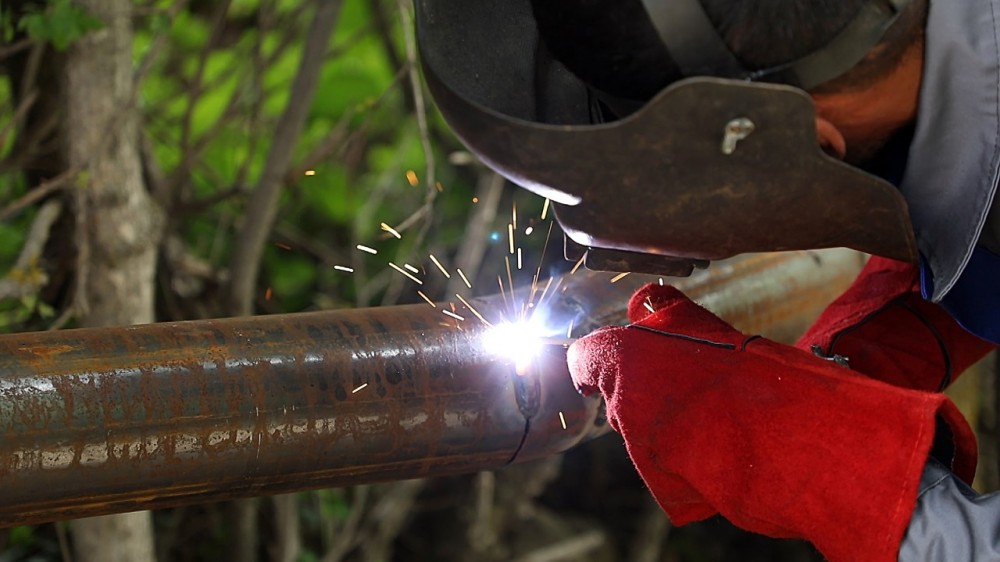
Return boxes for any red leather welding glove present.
[796,256,996,392]
[568,282,977,562]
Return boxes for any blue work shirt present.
[885,0,1000,346]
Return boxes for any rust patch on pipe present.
[0,250,862,526]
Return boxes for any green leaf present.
[298,166,360,224]
[319,489,352,522]
[267,255,318,311]
[8,525,34,547]
[17,0,103,51]
[167,9,210,51]
[296,551,319,562]
[0,6,15,42]
[149,12,170,35]
[0,220,27,267]
[36,301,55,319]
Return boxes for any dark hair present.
[531,0,928,100]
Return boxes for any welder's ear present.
[815,117,847,160]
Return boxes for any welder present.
[416,0,1000,559]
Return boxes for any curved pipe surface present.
[0,249,864,526]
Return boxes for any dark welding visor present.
[415,0,918,276]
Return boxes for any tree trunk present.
[272,494,302,562]
[63,0,162,560]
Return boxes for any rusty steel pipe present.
[0,249,864,526]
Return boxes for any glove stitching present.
[895,300,954,391]
[740,335,763,351]
[826,297,954,390]
[628,324,736,350]
[825,296,908,360]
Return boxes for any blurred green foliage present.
[0,2,829,561]
[0,1,739,561]
[128,0,483,315]
[16,0,101,51]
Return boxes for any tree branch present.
[132,0,191,87]
[446,170,504,296]
[0,90,38,154]
[320,486,370,562]
[511,531,606,562]
[271,494,301,562]
[393,0,435,232]
[0,199,62,301]
[227,0,344,316]
[628,496,672,562]
[366,0,412,110]
[0,168,77,222]
[286,65,405,181]
[0,38,32,60]
[359,480,425,562]
[377,0,438,306]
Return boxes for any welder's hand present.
[567,284,975,562]
[795,256,996,392]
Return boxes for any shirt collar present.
[901,0,1000,301]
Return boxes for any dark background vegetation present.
[0,1,995,561]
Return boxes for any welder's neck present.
[810,40,924,165]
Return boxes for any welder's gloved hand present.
[796,256,997,392]
[567,284,976,562]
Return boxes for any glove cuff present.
[606,325,976,562]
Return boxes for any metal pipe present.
[0,249,864,526]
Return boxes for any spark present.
[456,294,492,326]
[380,222,402,239]
[498,275,510,312]
[567,319,574,339]
[357,244,378,255]
[404,263,420,274]
[275,242,292,251]
[334,265,355,273]
[457,268,473,289]
[304,170,317,176]
[525,226,534,236]
[505,257,515,316]
[406,170,419,186]
[541,198,550,220]
[442,309,465,321]
[417,290,437,308]
[529,277,558,307]
[352,383,368,394]
[512,202,518,230]
[611,272,631,283]
[659,277,665,286]
[533,277,555,310]
[429,254,451,278]
[533,222,556,294]
[643,298,656,314]
[508,223,515,255]
[543,277,564,310]
[517,248,523,270]
[570,253,587,276]
[389,262,423,285]
[558,411,567,430]
[472,197,479,204]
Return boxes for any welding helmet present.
[415,0,918,276]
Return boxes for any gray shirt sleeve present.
[899,458,1000,561]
